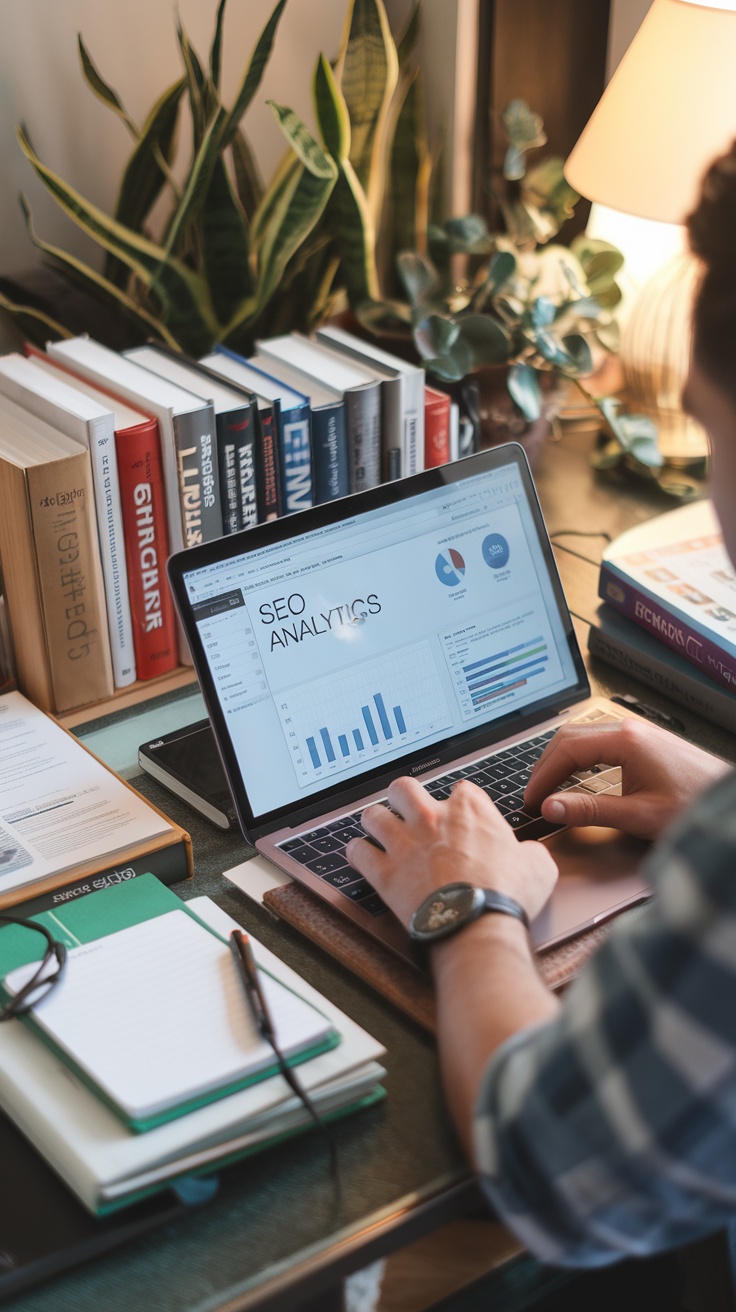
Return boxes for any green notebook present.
[0,876,337,1132]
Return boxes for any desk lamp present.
[564,0,736,464]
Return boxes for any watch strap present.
[480,889,530,932]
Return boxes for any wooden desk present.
[7,430,733,1312]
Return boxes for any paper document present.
[4,908,334,1126]
[0,692,171,889]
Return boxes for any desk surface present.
[6,430,734,1312]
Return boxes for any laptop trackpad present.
[530,827,651,950]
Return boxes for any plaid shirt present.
[474,769,736,1267]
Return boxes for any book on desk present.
[0,874,386,1214]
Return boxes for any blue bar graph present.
[307,736,320,768]
[338,734,350,757]
[394,705,406,734]
[353,729,364,751]
[362,705,379,747]
[320,727,336,763]
[374,693,393,740]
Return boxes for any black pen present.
[229,930,275,1043]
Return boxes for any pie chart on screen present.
[435,548,466,587]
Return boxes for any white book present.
[0,354,136,688]
[316,324,426,478]
[0,898,386,1213]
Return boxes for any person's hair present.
[687,141,736,404]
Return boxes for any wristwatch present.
[408,881,530,946]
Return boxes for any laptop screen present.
[171,447,587,833]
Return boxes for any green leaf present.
[249,158,337,318]
[507,362,542,421]
[161,107,228,255]
[414,312,459,360]
[457,314,511,366]
[267,102,338,178]
[177,18,213,147]
[210,0,227,91]
[501,99,546,179]
[0,287,71,346]
[427,347,471,382]
[337,0,398,214]
[532,297,557,329]
[17,195,183,349]
[201,157,253,326]
[560,332,593,376]
[251,151,300,248]
[78,36,138,137]
[16,128,216,349]
[231,127,264,219]
[105,78,186,286]
[314,54,351,161]
[396,250,440,307]
[323,158,379,303]
[385,69,430,281]
[220,0,289,150]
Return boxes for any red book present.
[24,346,177,680]
[424,386,451,468]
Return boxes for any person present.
[345,141,736,1271]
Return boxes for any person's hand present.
[345,777,558,930]
[524,718,730,843]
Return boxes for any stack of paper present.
[0,884,386,1213]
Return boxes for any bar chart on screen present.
[276,640,453,786]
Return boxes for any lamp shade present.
[564,0,736,223]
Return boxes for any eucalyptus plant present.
[0,0,414,357]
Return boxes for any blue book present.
[250,352,350,503]
[210,348,313,515]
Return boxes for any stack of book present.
[590,500,736,733]
[0,871,386,1214]
[0,329,460,717]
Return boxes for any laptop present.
[168,444,653,964]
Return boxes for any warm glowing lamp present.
[565,0,736,463]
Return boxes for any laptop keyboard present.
[277,713,622,918]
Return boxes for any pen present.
[229,929,276,1043]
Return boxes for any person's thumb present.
[541,789,622,829]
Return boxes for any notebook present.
[0,891,336,1131]
[167,443,658,965]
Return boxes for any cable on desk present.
[549,529,612,568]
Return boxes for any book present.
[46,337,223,552]
[0,690,191,907]
[0,889,386,1213]
[0,352,136,689]
[599,500,736,693]
[250,352,351,503]
[24,351,177,682]
[198,352,282,521]
[0,397,114,713]
[0,878,337,1131]
[257,334,382,493]
[315,324,426,479]
[0,559,16,696]
[138,719,236,830]
[424,385,451,468]
[206,347,313,515]
[587,602,736,733]
[123,346,259,534]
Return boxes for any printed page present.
[0,691,170,890]
[3,909,333,1122]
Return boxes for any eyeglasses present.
[0,914,67,1021]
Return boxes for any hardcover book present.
[0,396,114,714]
[423,385,451,468]
[599,500,736,693]
[199,352,282,521]
[249,353,350,504]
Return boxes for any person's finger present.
[386,775,436,822]
[360,801,404,845]
[449,778,509,829]
[540,787,628,829]
[345,835,387,877]
[524,725,621,812]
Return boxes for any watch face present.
[412,883,479,940]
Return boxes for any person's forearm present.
[431,917,560,1161]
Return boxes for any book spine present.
[255,404,282,520]
[7,843,190,919]
[424,390,451,468]
[27,452,114,712]
[215,412,242,535]
[0,461,54,710]
[278,406,313,514]
[116,422,178,680]
[232,408,259,530]
[86,414,137,688]
[311,404,350,502]
[599,563,736,693]
[174,406,223,545]
[587,619,736,733]
[344,388,382,493]
[403,374,425,476]
[379,379,403,482]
